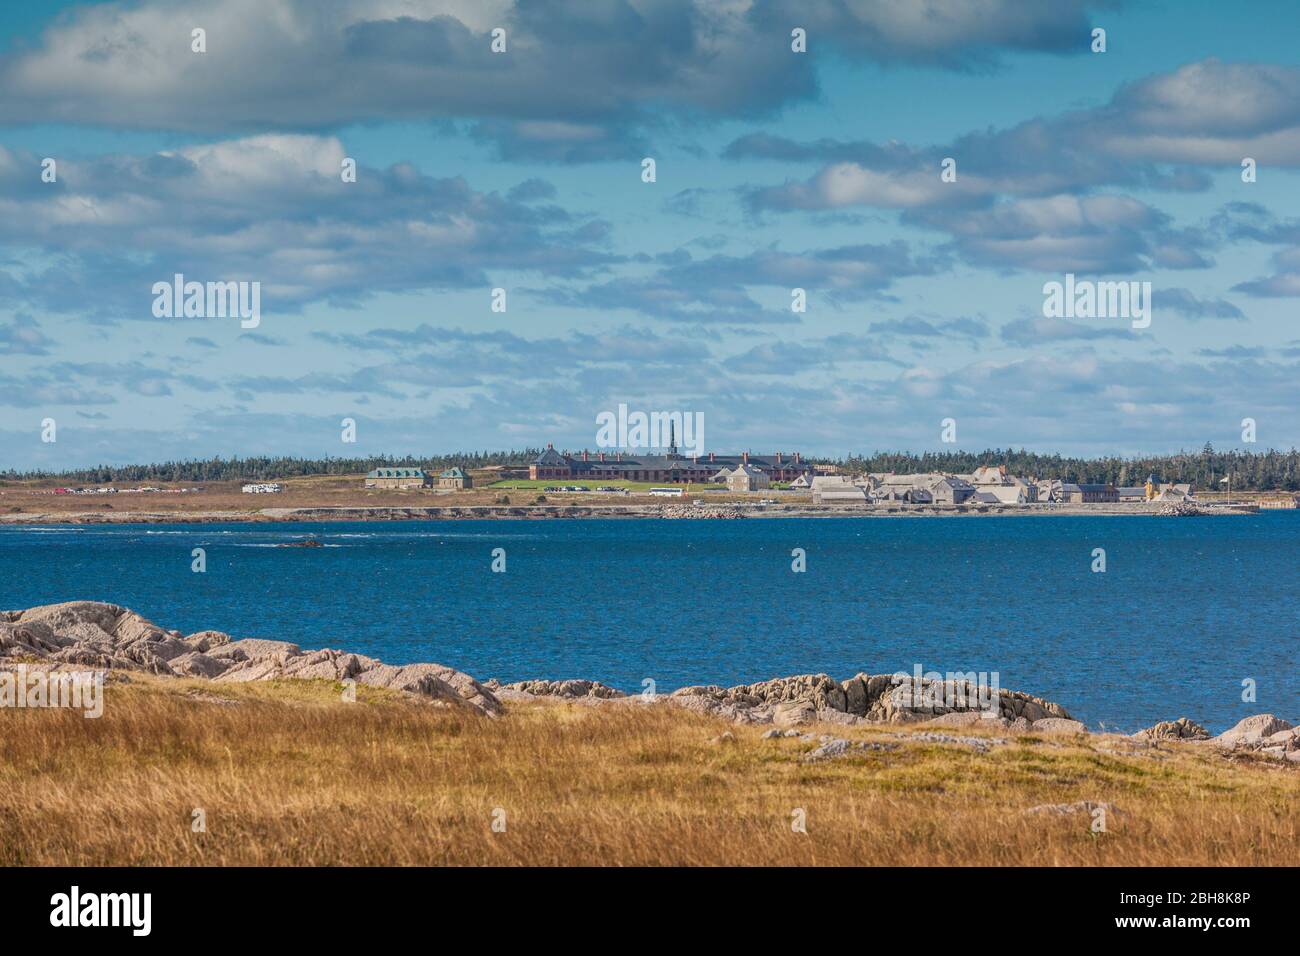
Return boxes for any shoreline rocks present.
[667,671,1073,727]
[1135,717,1211,741]
[3,603,1294,759]
[1,601,500,716]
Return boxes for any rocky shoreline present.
[2,601,1295,759]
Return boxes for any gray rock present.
[183,630,232,652]
[841,675,868,715]
[502,678,624,699]
[815,708,866,726]
[1134,717,1211,741]
[926,711,1006,729]
[772,699,817,728]
[803,736,900,761]
[1032,717,1088,734]
[221,638,302,660]
[169,651,231,679]
[1214,714,1294,748]
[0,600,500,716]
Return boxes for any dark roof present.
[367,468,427,479]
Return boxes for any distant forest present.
[839,445,1300,491]
[1,451,540,484]
[4,444,1299,491]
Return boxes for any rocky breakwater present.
[659,505,744,519]
[0,601,500,716]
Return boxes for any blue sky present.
[1,0,1299,468]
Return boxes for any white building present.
[241,482,283,494]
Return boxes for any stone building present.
[365,467,431,489]
[438,467,472,490]
[723,463,770,492]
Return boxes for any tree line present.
[4,444,1299,491]
[1,451,540,484]
[838,445,1300,491]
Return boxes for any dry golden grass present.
[1,675,1295,866]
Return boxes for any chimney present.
[794,452,801,463]
[582,449,589,461]
[742,451,749,464]
[599,452,605,462]
[776,451,783,464]
[708,451,715,462]
[547,443,553,449]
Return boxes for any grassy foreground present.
[1,675,1295,866]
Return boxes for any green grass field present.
[488,479,795,493]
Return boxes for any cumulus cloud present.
[738,60,1300,217]
[732,59,1300,273]
[749,0,1100,69]
[0,0,1107,159]
[1101,59,1300,164]
[1233,247,1300,297]
[0,137,609,319]
[913,194,1210,274]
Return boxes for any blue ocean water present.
[2,515,1297,732]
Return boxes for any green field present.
[487,478,795,493]
[488,478,691,492]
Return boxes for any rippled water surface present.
[3,514,1297,731]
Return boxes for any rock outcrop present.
[1213,714,1297,759]
[669,671,1073,727]
[1135,717,1211,741]
[490,678,624,700]
[5,602,1292,753]
[0,601,500,716]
